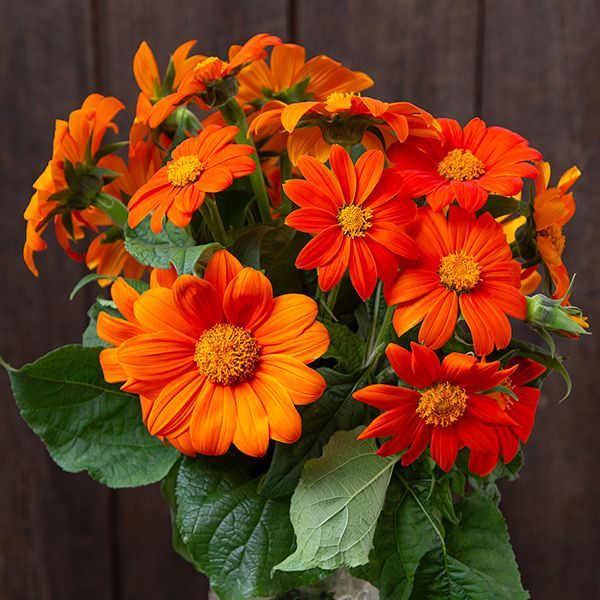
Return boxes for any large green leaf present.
[411,493,528,599]
[275,428,398,572]
[261,227,308,295]
[174,456,324,599]
[2,345,178,488]
[124,216,221,273]
[323,322,365,373]
[259,368,368,498]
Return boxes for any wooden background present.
[1,1,598,598]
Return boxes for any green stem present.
[326,284,341,313]
[279,153,293,216]
[363,281,382,365]
[219,98,273,224]
[364,303,395,369]
[200,195,231,246]
[93,192,128,227]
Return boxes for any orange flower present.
[98,250,330,457]
[285,145,418,300]
[23,94,124,276]
[127,124,255,233]
[250,92,440,165]
[354,342,517,475]
[235,43,373,106]
[388,118,542,212]
[131,40,203,144]
[85,141,164,285]
[386,206,526,356]
[149,34,281,128]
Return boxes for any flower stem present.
[279,152,293,216]
[93,192,128,227]
[200,195,231,246]
[363,281,382,364]
[364,302,395,369]
[219,98,273,224]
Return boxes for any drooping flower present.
[285,145,418,300]
[98,250,330,457]
[23,94,124,276]
[149,34,281,127]
[235,43,373,106]
[386,206,526,356]
[250,92,440,164]
[354,342,517,475]
[127,124,255,233]
[388,117,542,212]
[469,357,545,475]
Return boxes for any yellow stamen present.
[438,149,486,181]
[438,251,482,293]
[538,223,566,257]
[167,155,205,187]
[194,323,260,385]
[493,376,515,411]
[194,56,222,71]
[338,204,373,238]
[416,382,468,427]
[324,91,356,112]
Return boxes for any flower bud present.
[526,293,589,338]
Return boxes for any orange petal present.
[204,249,243,300]
[232,382,270,457]
[223,267,273,330]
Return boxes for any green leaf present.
[261,227,309,294]
[82,298,119,347]
[323,322,365,373]
[479,194,521,218]
[215,187,253,231]
[411,493,529,599]
[125,216,221,273]
[259,368,368,498]
[2,345,178,488]
[229,224,272,268]
[275,428,398,572]
[175,456,324,600]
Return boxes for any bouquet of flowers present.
[5,33,590,599]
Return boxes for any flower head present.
[387,206,526,356]
[388,117,542,212]
[127,124,255,233]
[98,250,330,457]
[285,145,418,300]
[354,342,517,474]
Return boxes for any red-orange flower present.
[388,117,542,212]
[23,94,124,275]
[386,206,526,356]
[235,43,373,106]
[149,34,281,128]
[354,342,517,475]
[128,124,255,233]
[251,92,440,165]
[98,250,330,457]
[469,357,545,475]
[285,145,418,300]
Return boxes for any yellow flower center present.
[438,251,482,293]
[324,91,356,112]
[195,56,221,71]
[416,382,468,427]
[194,323,260,385]
[338,204,373,238]
[538,223,566,257]
[167,155,205,187]
[437,149,486,181]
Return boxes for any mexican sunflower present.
[387,117,542,212]
[285,145,418,300]
[235,43,373,106]
[127,124,255,233]
[354,342,517,475]
[85,141,164,285]
[469,357,545,475]
[98,250,330,457]
[131,39,203,144]
[250,92,440,165]
[386,206,526,356]
[23,94,124,276]
[149,33,281,128]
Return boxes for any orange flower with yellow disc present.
[388,117,542,212]
[284,145,418,300]
[98,250,329,457]
[386,206,526,356]
[23,94,124,276]
[127,124,255,233]
[251,91,440,164]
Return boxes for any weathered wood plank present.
[0,1,114,599]
[482,2,600,598]
[94,2,290,597]
[296,0,480,120]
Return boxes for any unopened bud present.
[526,294,589,338]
